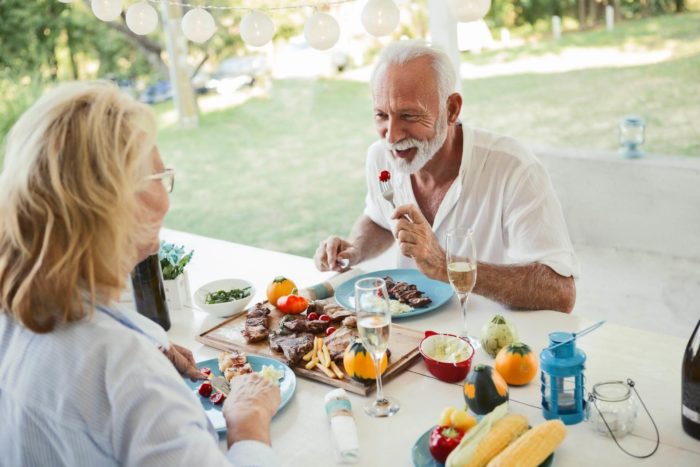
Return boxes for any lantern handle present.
[548,320,606,350]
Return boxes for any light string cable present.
[145,0,357,12]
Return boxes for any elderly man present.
[314,40,579,313]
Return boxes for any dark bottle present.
[682,318,700,440]
[130,253,171,331]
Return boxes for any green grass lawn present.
[157,13,699,258]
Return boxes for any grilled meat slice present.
[383,276,396,289]
[383,275,431,307]
[242,324,269,343]
[243,303,271,343]
[342,315,357,328]
[409,297,432,308]
[282,318,329,334]
[224,363,253,381]
[400,289,422,301]
[247,303,271,319]
[219,350,247,372]
[269,333,314,365]
[324,305,353,323]
[305,300,325,314]
[245,316,268,328]
[324,326,357,362]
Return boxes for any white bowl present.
[194,278,255,318]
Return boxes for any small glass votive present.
[587,381,638,438]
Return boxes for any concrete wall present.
[535,146,700,261]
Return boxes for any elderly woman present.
[0,82,280,465]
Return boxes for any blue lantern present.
[618,115,646,159]
[540,331,587,425]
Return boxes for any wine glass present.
[446,229,479,347]
[355,277,399,417]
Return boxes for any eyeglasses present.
[145,168,175,193]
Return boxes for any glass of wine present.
[446,228,479,346]
[355,277,399,418]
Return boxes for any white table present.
[161,229,700,467]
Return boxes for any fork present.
[379,179,413,222]
[209,375,230,396]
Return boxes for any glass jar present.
[587,381,638,438]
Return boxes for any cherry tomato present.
[198,382,213,397]
[210,392,226,405]
[306,312,319,321]
[325,326,337,336]
[319,314,331,323]
[200,367,212,376]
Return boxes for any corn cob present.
[487,420,566,467]
[464,414,529,467]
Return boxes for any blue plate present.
[411,426,555,467]
[334,269,454,319]
[185,355,296,433]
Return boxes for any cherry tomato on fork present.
[198,382,213,397]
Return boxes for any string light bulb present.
[125,1,158,36]
[449,0,491,23]
[91,0,122,22]
[181,7,217,43]
[361,0,400,37]
[304,11,340,50]
[240,10,275,47]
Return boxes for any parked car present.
[207,55,268,95]
[139,81,173,105]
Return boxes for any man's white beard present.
[384,109,449,174]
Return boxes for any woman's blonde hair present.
[0,81,157,333]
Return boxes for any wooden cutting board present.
[196,301,423,396]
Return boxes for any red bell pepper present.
[428,425,465,464]
[276,289,309,315]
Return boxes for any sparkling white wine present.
[682,319,700,440]
[358,315,391,356]
[130,254,171,331]
[447,261,477,294]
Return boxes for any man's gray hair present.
[370,39,457,103]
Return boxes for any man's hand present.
[392,204,447,281]
[313,236,360,272]
[224,373,281,447]
[163,343,207,381]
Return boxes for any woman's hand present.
[223,373,281,447]
[163,343,207,381]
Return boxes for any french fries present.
[306,336,345,380]
[330,361,344,379]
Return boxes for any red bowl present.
[419,331,475,383]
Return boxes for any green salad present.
[205,287,252,304]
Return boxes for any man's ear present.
[447,93,463,125]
